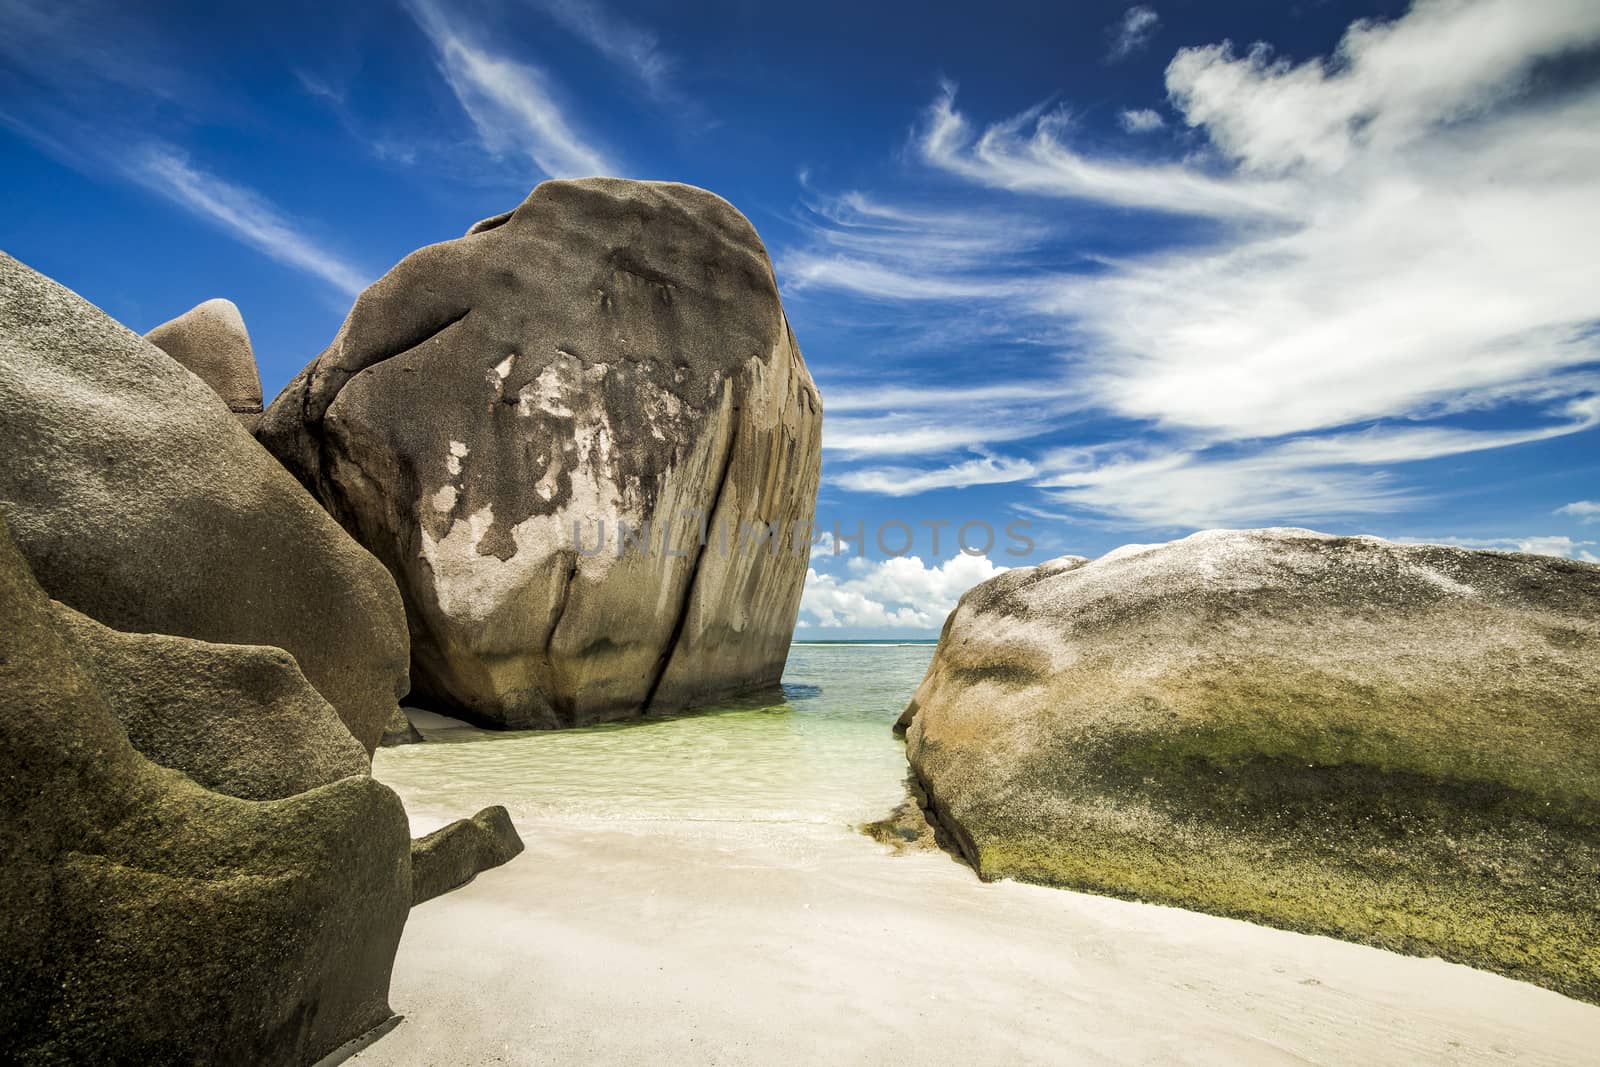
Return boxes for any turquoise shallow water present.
[373,642,937,826]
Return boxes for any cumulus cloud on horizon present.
[1557,500,1600,524]
[799,552,1009,630]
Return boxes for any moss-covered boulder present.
[411,805,525,905]
[900,528,1600,1001]
[50,602,370,801]
[0,514,411,1064]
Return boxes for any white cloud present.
[129,146,370,296]
[780,189,1051,300]
[1034,404,1599,527]
[1036,445,1415,528]
[1118,107,1165,133]
[806,1,1600,525]
[824,412,1055,457]
[534,0,678,98]
[1044,5,1600,441]
[1557,500,1600,524]
[917,83,1295,219]
[1108,6,1160,62]
[799,553,1010,629]
[812,531,854,556]
[780,251,1026,301]
[835,455,1037,496]
[823,380,1085,415]
[1165,0,1600,175]
[406,0,615,178]
[1395,535,1599,563]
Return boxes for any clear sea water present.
[372,642,938,827]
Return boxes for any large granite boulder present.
[51,602,370,801]
[259,178,821,728]
[0,514,411,1065]
[145,297,265,430]
[0,252,409,754]
[900,528,1600,1001]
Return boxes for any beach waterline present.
[360,641,1600,1065]
[374,642,936,832]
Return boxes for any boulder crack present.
[642,413,740,712]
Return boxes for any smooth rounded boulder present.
[145,297,265,430]
[0,514,411,1065]
[0,252,409,754]
[51,602,371,801]
[259,178,821,729]
[900,528,1600,1002]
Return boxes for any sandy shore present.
[353,804,1600,1065]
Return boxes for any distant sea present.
[375,642,938,826]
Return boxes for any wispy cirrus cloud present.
[1034,399,1600,527]
[835,455,1037,496]
[533,0,678,100]
[0,0,372,298]
[1558,501,1600,525]
[405,0,616,178]
[799,0,1600,530]
[1394,535,1599,563]
[917,81,1297,219]
[779,189,1053,300]
[1107,5,1160,63]
[824,414,1054,458]
[127,146,371,297]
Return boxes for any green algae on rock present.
[899,528,1600,1003]
[0,513,411,1065]
[411,805,526,905]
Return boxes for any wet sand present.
[355,649,1600,1065]
[354,805,1600,1065]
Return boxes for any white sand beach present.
[355,646,1600,1066]
[355,809,1600,1066]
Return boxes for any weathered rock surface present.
[0,252,409,754]
[0,514,412,1065]
[411,805,525,905]
[259,178,821,728]
[145,297,265,430]
[51,602,370,801]
[380,705,425,747]
[900,528,1600,1002]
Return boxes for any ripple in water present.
[373,643,937,827]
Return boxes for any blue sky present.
[3,0,1598,637]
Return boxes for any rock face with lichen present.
[259,178,822,729]
[145,297,265,430]
[0,513,412,1065]
[0,252,410,755]
[410,805,525,905]
[51,601,372,801]
[899,528,1600,1003]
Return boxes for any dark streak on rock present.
[643,413,740,713]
